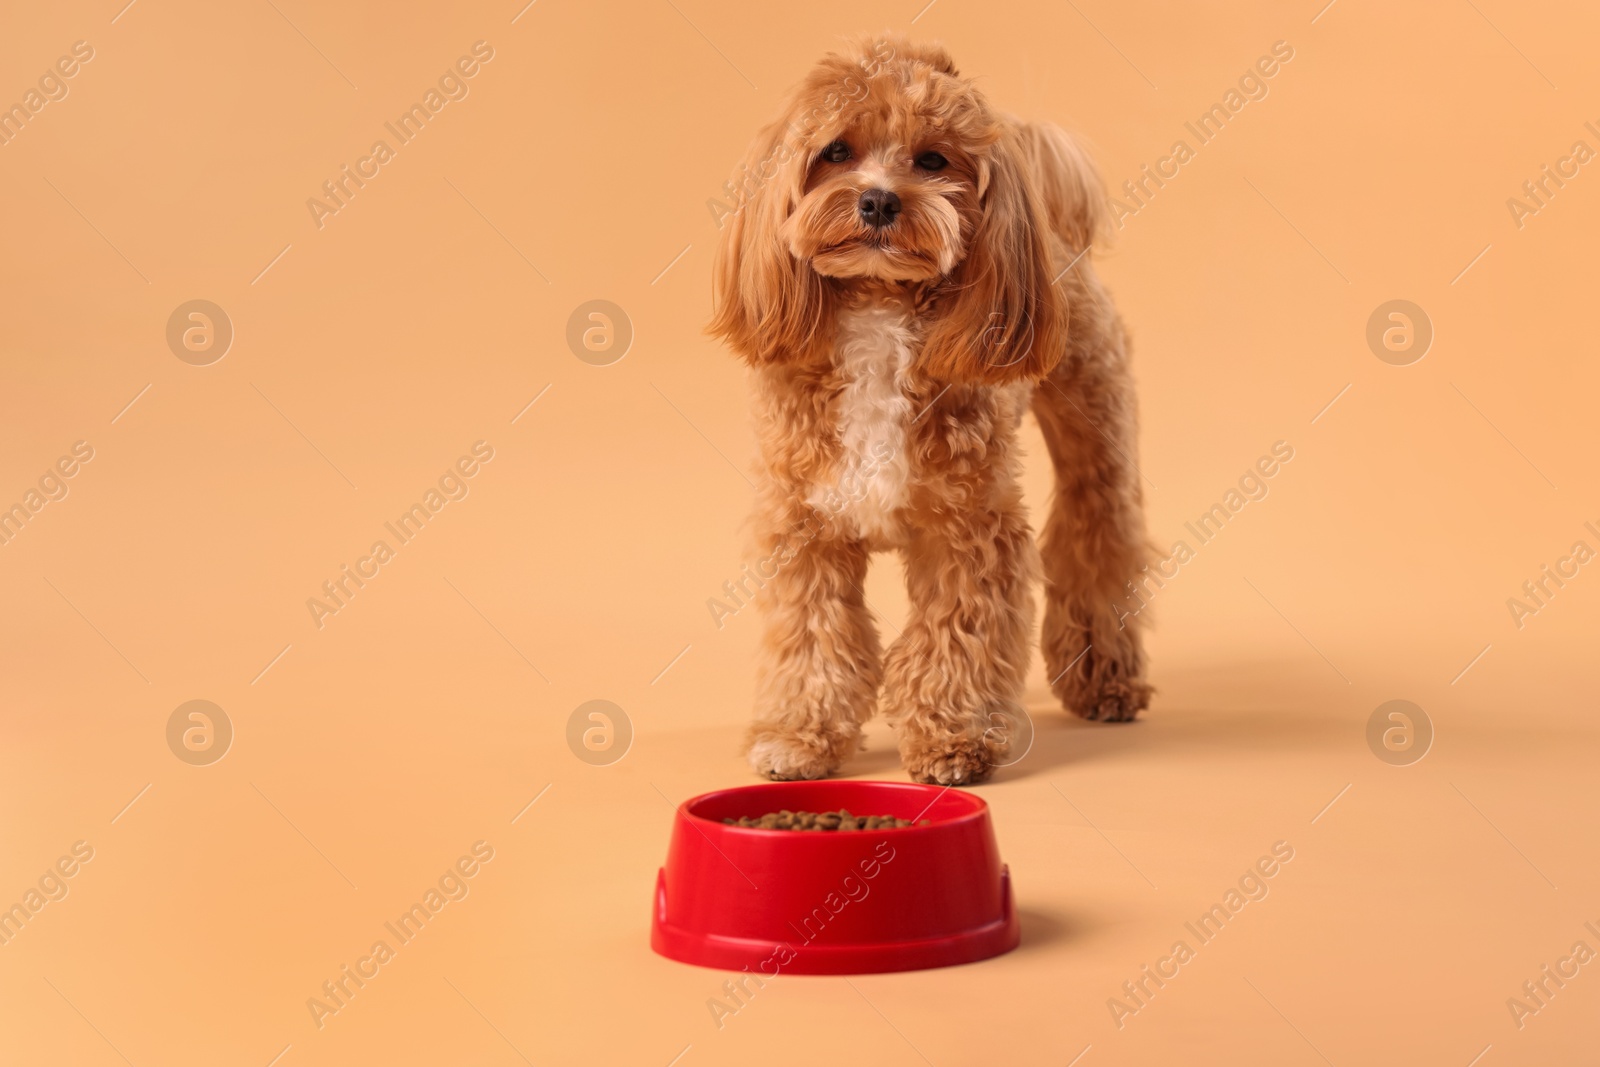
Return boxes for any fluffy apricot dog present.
[710,36,1151,785]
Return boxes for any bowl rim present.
[679,780,990,834]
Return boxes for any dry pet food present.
[722,809,928,831]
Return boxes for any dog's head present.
[710,36,1086,383]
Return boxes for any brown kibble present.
[727,809,914,831]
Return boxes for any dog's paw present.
[1047,641,1152,723]
[900,733,997,786]
[745,727,855,781]
[1067,674,1152,723]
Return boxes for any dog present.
[709,35,1151,785]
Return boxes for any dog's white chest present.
[809,305,916,540]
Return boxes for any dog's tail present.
[1009,120,1110,256]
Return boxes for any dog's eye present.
[915,151,948,171]
[820,141,851,164]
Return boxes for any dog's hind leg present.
[1031,305,1153,722]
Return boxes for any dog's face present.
[784,91,982,283]
[710,36,1067,383]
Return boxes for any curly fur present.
[711,35,1151,785]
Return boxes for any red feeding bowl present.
[651,780,1018,974]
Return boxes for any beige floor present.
[8,651,1598,1066]
[4,0,1599,1064]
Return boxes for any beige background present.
[2,0,1598,1064]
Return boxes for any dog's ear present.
[918,129,1067,385]
[707,119,832,366]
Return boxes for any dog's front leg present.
[885,503,1039,785]
[744,515,881,780]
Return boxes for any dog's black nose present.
[858,188,901,228]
